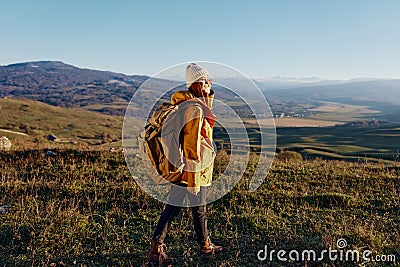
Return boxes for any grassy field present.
[213,100,400,161]
[276,126,400,162]
[2,97,398,162]
[0,98,123,146]
[212,122,400,162]
[0,148,399,266]
[271,101,381,128]
[273,118,342,127]
[1,96,399,266]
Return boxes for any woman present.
[148,63,223,265]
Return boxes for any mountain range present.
[1,61,400,118]
[261,78,400,104]
[0,61,147,115]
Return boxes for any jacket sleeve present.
[182,105,203,192]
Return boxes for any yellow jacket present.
[170,89,216,192]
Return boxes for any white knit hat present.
[185,63,209,88]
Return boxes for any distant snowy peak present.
[254,76,396,90]
[257,76,325,83]
[256,76,392,84]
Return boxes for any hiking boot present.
[147,241,177,265]
[199,238,223,254]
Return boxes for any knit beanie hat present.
[185,63,209,88]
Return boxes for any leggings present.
[152,184,208,243]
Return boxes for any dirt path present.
[0,129,28,136]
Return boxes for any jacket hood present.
[171,90,195,105]
[171,89,215,109]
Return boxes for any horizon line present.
[1,59,399,81]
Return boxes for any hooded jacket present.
[170,89,216,193]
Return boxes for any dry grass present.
[274,118,343,127]
[0,149,399,266]
[311,102,380,114]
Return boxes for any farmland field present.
[273,118,342,127]
[212,122,400,162]
[268,101,381,128]
[276,125,400,161]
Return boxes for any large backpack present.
[138,100,202,185]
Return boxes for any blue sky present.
[1,0,399,79]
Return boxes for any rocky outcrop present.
[0,136,11,151]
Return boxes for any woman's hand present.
[187,186,199,196]
[202,82,212,95]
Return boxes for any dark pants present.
[152,184,208,244]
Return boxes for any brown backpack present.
[138,100,202,185]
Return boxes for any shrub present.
[276,150,303,162]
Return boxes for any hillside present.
[3,61,400,124]
[0,61,242,117]
[0,61,148,115]
[0,149,398,266]
[0,98,124,147]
